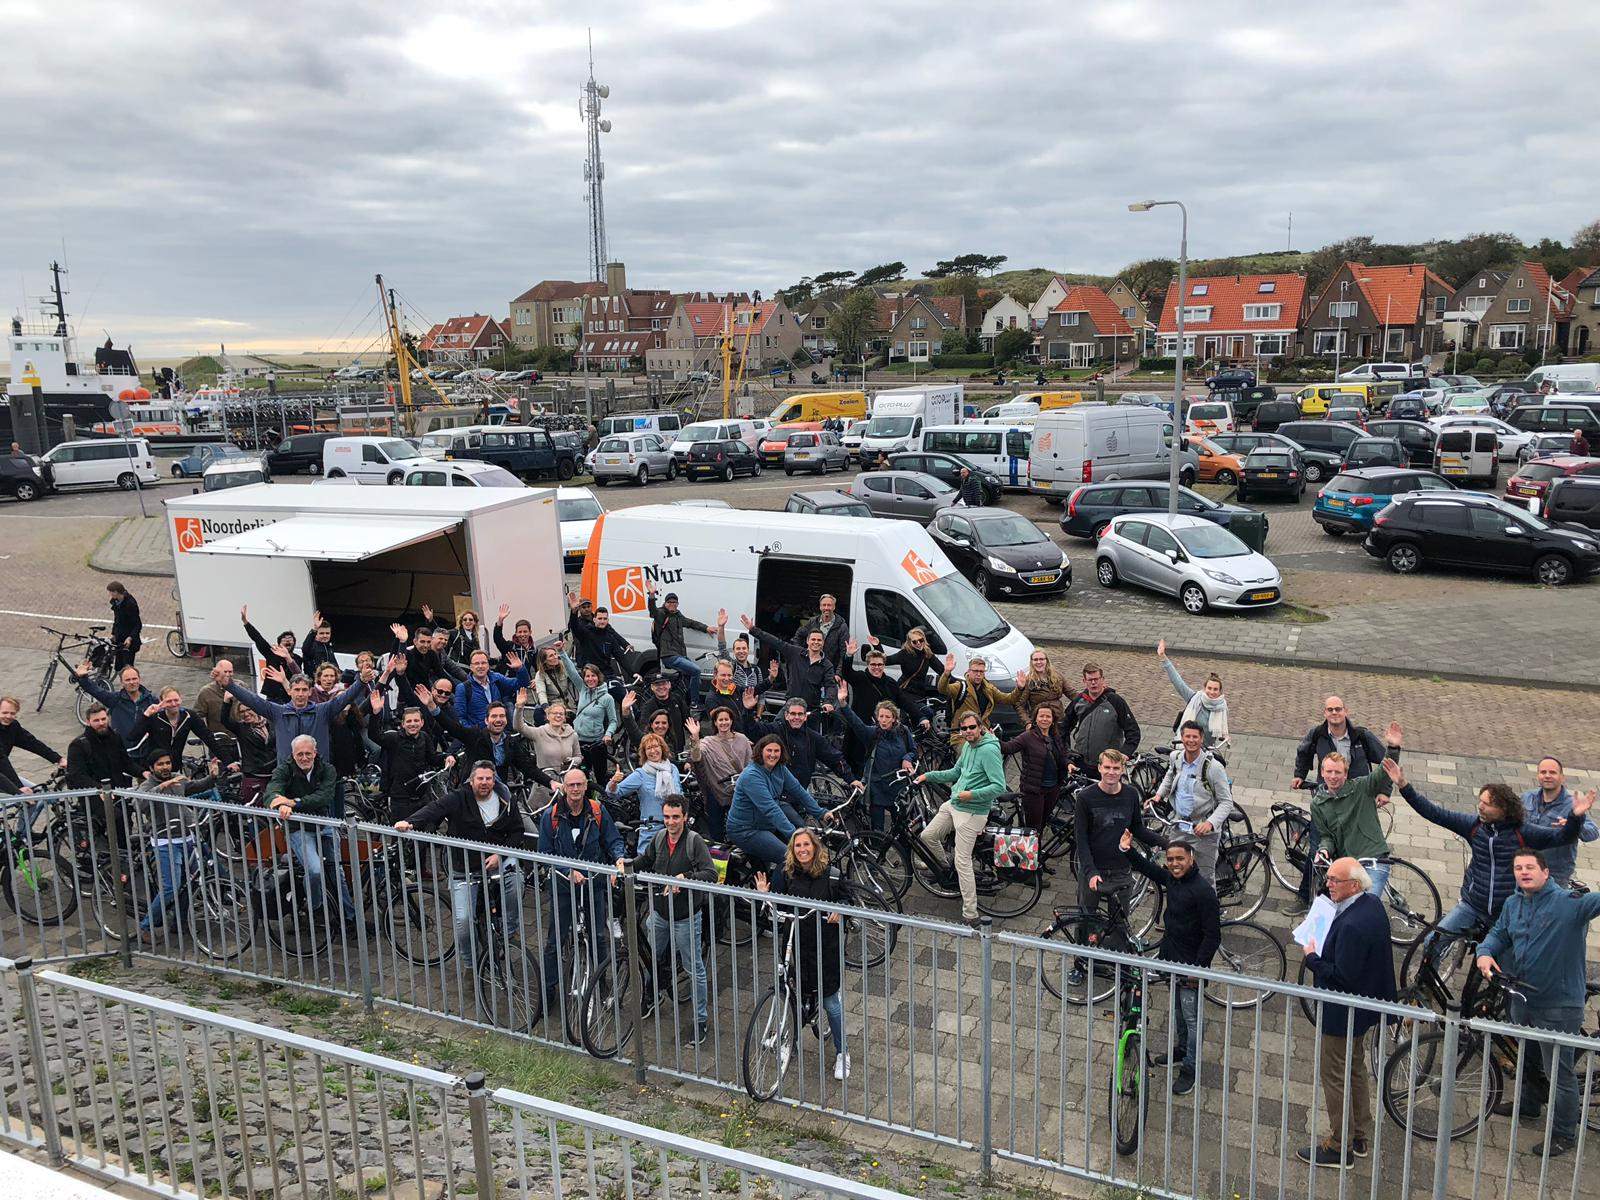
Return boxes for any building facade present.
[1155,273,1307,362]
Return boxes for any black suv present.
[1252,399,1302,433]
[1208,384,1277,425]
[1277,421,1367,479]
[1363,492,1600,586]
[1062,481,1268,550]
[1237,447,1305,503]
[1341,436,1406,471]
[1207,369,1257,390]
[1366,420,1439,468]
[0,452,50,501]
[687,438,762,481]
[266,432,337,475]
[1544,477,1600,530]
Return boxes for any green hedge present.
[933,353,993,368]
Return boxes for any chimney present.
[605,261,627,295]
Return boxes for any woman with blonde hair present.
[1015,648,1069,727]
[755,826,854,1081]
[607,729,683,841]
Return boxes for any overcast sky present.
[4,0,1595,355]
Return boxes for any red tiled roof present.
[419,315,507,352]
[1051,285,1134,336]
[1346,264,1451,326]
[1517,262,1573,316]
[1156,274,1306,333]
[683,300,781,338]
[511,280,607,304]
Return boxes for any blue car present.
[170,443,247,478]
[1312,466,1455,536]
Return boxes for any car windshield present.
[380,439,423,461]
[1516,464,1567,482]
[866,417,917,438]
[557,496,603,522]
[1175,524,1250,559]
[914,574,1010,646]
[975,514,1050,547]
[203,468,265,491]
[681,426,722,442]
[471,466,523,487]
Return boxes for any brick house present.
[1303,263,1455,362]
[646,298,802,376]
[575,287,676,372]
[873,295,966,363]
[1036,286,1138,366]
[1565,267,1600,357]
[1155,273,1307,362]
[419,315,513,364]
[977,294,1028,350]
[507,280,606,351]
[796,298,839,356]
[1474,262,1571,355]
[1441,270,1507,352]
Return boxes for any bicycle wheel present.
[165,628,188,659]
[579,961,635,1059]
[1110,1030,1147,1156]
[1382,1029,1497,1140]
[3,839,78,925]
[1039,910,1124,1005]
[35,657,58,714]
[75,685,96,725]
[974,857,1044,921]
[858,830,911,901]
[910,841,961,900]
[1206,921,1286,1010]
[475,942,544,1032]
[1128,755,1164,798]
[387,878,455,967]
[1215,842,1270,923]
[1125,875,1162,940]
[712,889,759,948]
[188,876,254,960]
[1379,859,1441,948]
[742,985,799,1101]
[1264,810,1311,892]
[840,855,901,971]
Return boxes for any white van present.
[1524,363,1600,393]
[42,438,160,491]
[1186,400,1235,435]
[596,412,684,440]
[323,436,435,485]
[978,400,1041,424]
[401,460,524,489]
[858,385,962,462]
[1028,403,1197,499]
[921,424,1033,490]
[1433,425,1500,486]
[581,505,1035,691]
[668,419,759,466]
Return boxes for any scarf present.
[642,758,676,798]
[1180,690,1230,744]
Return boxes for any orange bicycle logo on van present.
[174,517,203,553]
[900,550,939,586]
[607,566,648,613]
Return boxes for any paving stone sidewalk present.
[88,515,173,576]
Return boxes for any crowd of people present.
[3,588,1599,1153]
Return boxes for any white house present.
[978,294,1029,349]
[1028,277,1071,331]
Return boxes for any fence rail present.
[4,787,1600,1200]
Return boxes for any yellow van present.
[1291,383,1373,416]
[1013,390,1086,410]
[768,390,867,424]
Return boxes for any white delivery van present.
[1524,364,1600,393]
[323,435,435,485]
[1028,403,1197,499]
[668,419,759,466]
[977,400,1041,424]
[579,505,1035,691]
[165,484,566,666]
[921,424,1033,490]
[596,412,683,440]
[858,385,963,462]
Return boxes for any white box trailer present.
[165,484,567,666]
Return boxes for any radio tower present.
[580,31,612,283]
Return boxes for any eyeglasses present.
[959,724,979,732]
[1325,706,1345,713]
[435,687,454,696]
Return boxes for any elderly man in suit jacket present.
[1299,857,1397,1170]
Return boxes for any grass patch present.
[1272,601,1330,624]
[432,1034,621,1106]
[66,956,119,983]
[267,988,342,1018]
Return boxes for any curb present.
[88,517,172,578]
[1026,631,1600,696]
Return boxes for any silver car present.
[783,431,851,476]
[592,433,677,486]
[1095,512,1281,614]
[848,470,959,523]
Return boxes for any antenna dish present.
[596,84,610,98]
[599,119,611,133]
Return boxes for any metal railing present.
[0,956,911,1199]
[4,786,1600,1199]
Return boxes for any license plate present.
[1027,572,1058,584]
[1327,497,1345,507]
[1037,480,1052,489]
[1258,471,1278,478]
[1249,590,1276,601]
[604,457,620,465]
[796,452,811,458]
[1515,486,1535,496]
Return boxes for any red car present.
[1503,455,1600,506]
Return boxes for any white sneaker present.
[609,917,623,940]
[833,1053,850,1080]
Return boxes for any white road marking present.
[0,608,177,630]
[0,512,128,520]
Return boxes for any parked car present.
[1060,480,1268,549]
[1275,421,1366,481]
[929,508,1070,599]
[1386,395,1429,421]
[1339,362,1424,383]
[1236,447,1306,503]
[688,438,763,481]
[1543,477,1600,529]
[402,460,523,488]
[1506,402,1600,438]
[1364,491,1600,586]
[592,433,676,486]
[1435,375,1483,389]
[760,423,823,466]
[1325,403,1367,429]
[170,442,249,478]
[848,471,959,523]
[1206,384,1276,426]
[1206,369,1257,390]
[41,438,160,491]
[1313,467,1454,537]
[1441,392,1492,416]
[1516,432,1576,464]
[887,451,1002,502]
[266,432,338,476]
[1365,419,1441,468]
[1341,436,1406,471]
[1186,400,1235,436]
[1095,513,1282,614]
[1503,456,1600,510]
[200,459,270,492]
[0,452,51,501]
[783,430,851,475]
[1190,437,1245,486]
[1118,392,1173,413]
[556,486,604,570]
[1251,399,1302,433]
[784,490,874,518]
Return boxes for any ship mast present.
[45,261,68,337]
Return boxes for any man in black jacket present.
[1073,748,1165,914]
[792,593,848,666]
[741,615,837,709]
[566,593,633,679]
[66,705,135,790]
[957,467,985,508]
[1125,834,1219,1096]
[632,795,717,1039]
[645,582,720,710]
[1063,663,1140,767]
[371,695,451,821]
[107,581,142,670]
[419,694,535,783]
[1292,696,1397,787]
[302,611,338,676]
[128,687,229,766]
[741,693,854,789]
[633,673,689,745]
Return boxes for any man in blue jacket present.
[72,662,156,748]
[538,768,627,1031]
[1299,857,1395,1169]
[726,735,827,876]
[1522,757,1599,886]
[1477,848,1600,1158]
[227,666,373,763]
[456,649,530,728]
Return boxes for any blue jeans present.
[729,826,789,876]
[647,908,709,1023]
[1172,983,1199,1072]
[288,828,357,922]
[1420,899,1487,973]
[451,862,522,956]
[1507,999,1584,1140]
[141,837,193,932]
[661,655,703,707]
[821,991,844,1055]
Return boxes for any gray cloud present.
[3,0,1596,352]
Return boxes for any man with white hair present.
[264,734,358,927]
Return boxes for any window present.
[1118,521,1149,545]
[909,340,930,361]
[1507,298,1532,313]
[451,472,477,487]
[993,318,1003,331]
[1463,296,1492,315]
[1191,284,1209,296]
[1005,430,1032,458]
[1117,487,1156,507]
[862,476,892,493]
[1143,526,1180,556]
[1254,333,1288,356]
[1434,295,1447,316]
[1312,330,1346,355]
[1243,304,1281,321]
[1386,329,1406,353]
[1416,503,1469,531]
[960,431,1002,455]
[406,471,446,486]
[910,317,926,331]
[863,588,941,653]
[1257,282,1276,293]
[1491,325,1526,350]
[363,445,384,464]
[896,478,932,499]
[1181,306,1212,323]
[1516,277,1525,288]
[1469,508,1512,536]
[1329,301,1357,318]
[1060,312,1081,326]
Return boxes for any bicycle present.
[814,796,903,971]
[1139,799,1271,924]
[37,624,117,720]
[471,865,544,1033]
[1263,796,1395,891]
[1396,911,1491,1019]
[740,907,846,1102]
[1,774,80,926]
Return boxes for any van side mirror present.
[1166,549,1181,563]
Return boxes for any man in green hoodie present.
[916,714,1008,925]
[1303,731,1402,902]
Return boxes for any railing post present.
[14,957,64,1164]
[101,786,132,968]
[1429,1017,1461,1200]
[621,864,647,1085]
[978,917,994,1183]
[345,814,375,1014]
[463,1072,496,1200]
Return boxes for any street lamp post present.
[1381,294,1393,363]
[1130,199,1188,516]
